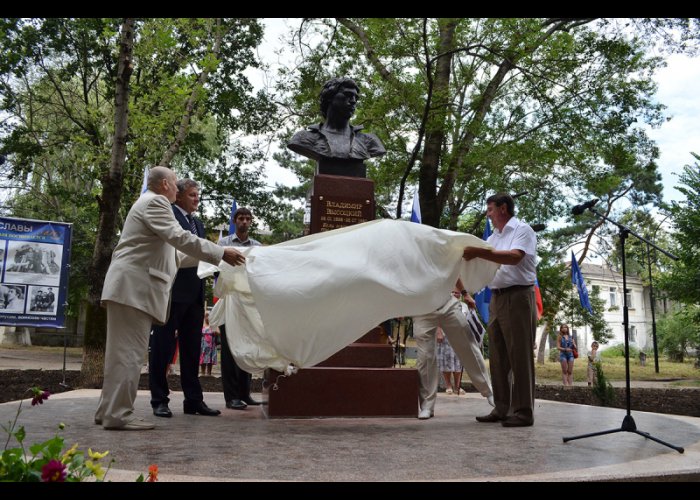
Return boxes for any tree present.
[660,155,700,306]
[657,306,700,363]
[0,18,277,384]
[275,18,671,234]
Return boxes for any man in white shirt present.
[217,207,262,410]
[462,193,538,427]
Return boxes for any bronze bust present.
[287,77,385,178]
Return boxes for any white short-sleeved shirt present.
[487,216,537,289]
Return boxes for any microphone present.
[571,199,598,215]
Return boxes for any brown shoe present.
[475,412,504,423]
[501,416,533,427]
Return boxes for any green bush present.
[591,362,615,406]
[600,343,640,359]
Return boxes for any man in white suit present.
[94,166,245,430]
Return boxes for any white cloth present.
[487,216,537,288]
[200,219,500,374]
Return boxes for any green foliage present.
[591,362,615,406]
[0,18,281,320]
[1,388,112,481]
[600,342,641,359]
[556,276,613,344]
[275,18,670,231]
[657,307,700,363]
[660,156,700,305]
[1,387,158,482]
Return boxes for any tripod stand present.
[563,208,683,453]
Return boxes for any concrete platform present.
[2,389,699,482]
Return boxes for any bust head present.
[287,76,386,177]
[319,77,359,121]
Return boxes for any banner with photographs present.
[0,216,72,328]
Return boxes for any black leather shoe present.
[501,416,534,427]
[183,401,221,416]
[225,399,248,410]
[475,412,505,423]
[153,403,172,418]
[241,396,261,406]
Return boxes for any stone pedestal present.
[263,173,419,418]
[309,174,375,233]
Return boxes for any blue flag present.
[228,198,238,235]
[474,218,492,322]
[410,190,421,223]
[141,166,149,194]
[571,252,593,314]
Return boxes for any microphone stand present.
[563,207,683,453]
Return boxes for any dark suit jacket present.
[171,207,205,304]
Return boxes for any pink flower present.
[30,387,50,406]
[41,459,67,482]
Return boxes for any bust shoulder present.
[288,124,328,161]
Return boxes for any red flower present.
[41,459,67,482]
[147,464,158,482]
[30,388,51,406]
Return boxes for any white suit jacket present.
[101,190,224,324]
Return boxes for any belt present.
[490,284,533,295]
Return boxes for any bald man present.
[94,166,245,430]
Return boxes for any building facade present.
[572,262,660,353]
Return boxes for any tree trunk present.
[419,19,458,228]
[537,319,550,365]
[80,18,135,388]
[160,18,223,167]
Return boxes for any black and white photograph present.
[0,284,27,313]
[27,285,58,315]
[4,241,62,286]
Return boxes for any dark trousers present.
[149,301,205,407]
[219,324,251,402]
[487,287,537,422]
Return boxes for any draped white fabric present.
[200,219,499,375]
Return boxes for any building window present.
[609,287,617,307]
[592,284,600,297]
[625,289,634,309]
[629,325,637,343]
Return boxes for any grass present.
[535,356,700,383]
[0,344,83,355]
[398,340,700,384]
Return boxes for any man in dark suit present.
[149,178,220,418]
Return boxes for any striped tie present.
[187,214,198,236]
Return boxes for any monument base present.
[265,173,419,418]
[262,367,418,418]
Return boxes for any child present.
[587,341,600,386]
[199,312,218,377]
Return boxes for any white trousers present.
[94,301,153,428]
[413,297,492,412]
